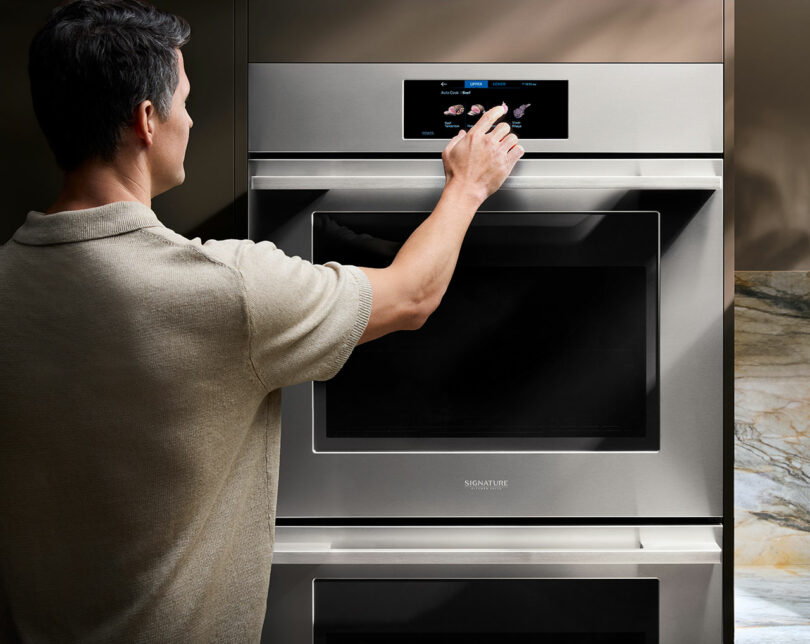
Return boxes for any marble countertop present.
[736,565,810,642]
[735,273,810,641]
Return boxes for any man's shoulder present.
[140,227,251,272]
[143,227,313,283]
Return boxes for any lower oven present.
[260,525,723,643]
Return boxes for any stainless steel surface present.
[259,181,724,518]
[272,525,722,565]
[249,64,723,154]
[250,158,723,191]
[263,526,724,643]
[249,0,722,63]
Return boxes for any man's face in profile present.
[149,49,193,197]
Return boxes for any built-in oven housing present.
[249,46,727,644]
[249,164,723,520]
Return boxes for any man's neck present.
[47,159,152,214]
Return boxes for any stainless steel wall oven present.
[248,59,725,643]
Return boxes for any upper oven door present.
[248,159,723,519]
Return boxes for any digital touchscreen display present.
[403,79,568,140]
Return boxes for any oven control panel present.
[403,79,568,139]
[249,64,722,153]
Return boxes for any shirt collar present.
[12,201,163,245]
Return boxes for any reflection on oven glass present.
[314,214,401,267]
[313,211,659,451]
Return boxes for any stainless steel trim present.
[273,549,721,565]
[250,158,723,191]
[252,175,722,191]
[272,525,721,565]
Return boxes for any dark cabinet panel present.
[152,0,241,239]
[735,0,810,269]
[0,0,245,243]
[0,1,63,244]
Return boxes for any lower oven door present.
[261,525,723,644]
[249,158,723,519]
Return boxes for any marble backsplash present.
[735,271,810,565]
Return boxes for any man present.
[0,0,522,641]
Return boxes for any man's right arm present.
[358,104,524,343]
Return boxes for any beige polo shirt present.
[0,201,372,643]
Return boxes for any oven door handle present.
[251,174,722,191]
[271,526,722,565]
[271,544,722,565]
[249,158,722,191]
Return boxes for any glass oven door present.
[313,211,659,452]
[314,578,658,643]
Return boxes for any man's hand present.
[441,105,524,205]
[357,106,523,343]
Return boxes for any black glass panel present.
[314,579,658,643]
[313,212,659,451]
[403,80,568,139]
[326,635,642,643]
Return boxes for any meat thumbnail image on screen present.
[446,102,508,117]
[444,103,504,118]
[514,103,531,119]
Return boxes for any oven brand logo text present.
[464,479,509,491]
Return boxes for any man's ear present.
[132,100,156,146]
